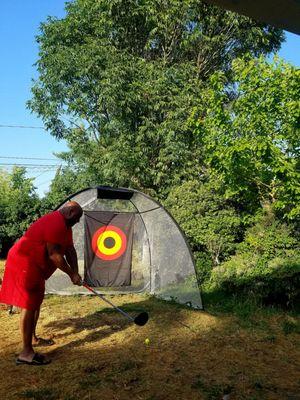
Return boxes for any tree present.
[194,56,300,219]
[28,0,283,197]
[164,178,241,270]
[41,166,95,212]
[0,168,41,256]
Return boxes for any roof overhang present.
[205,0,300,35]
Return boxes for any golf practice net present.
[45,186,203,309]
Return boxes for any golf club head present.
[134,312,149,326]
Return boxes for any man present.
[0,201,83,365]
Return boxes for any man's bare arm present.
[65,245,79,274]
[46,243,81,285]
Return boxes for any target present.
[91,225,127,261]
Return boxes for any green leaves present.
[195,56,300,219]
[28,0,283,197]
[0,168,41,256]
[208,206,300,307]
[165,179,242,268]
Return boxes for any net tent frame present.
[46,186,203,309]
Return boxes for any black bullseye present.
[104,237,115,249]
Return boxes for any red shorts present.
[0,250,45,311]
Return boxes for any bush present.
[194,251,213,284]
[207,207,300,308]
[209,254,300,307]
[165,179,242,267]
[0,168,42,257]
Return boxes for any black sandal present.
[16,353,51,366]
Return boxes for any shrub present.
[165,179,242,269]
[208,207,300,308]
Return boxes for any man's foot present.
[32,337,55,347]
[16,353,51,366]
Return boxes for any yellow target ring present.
[97,230,122,255]
[92,225,127,261]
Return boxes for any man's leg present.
[32,307,54,346]
[18,308,51,363]
[18,308,36,362]
[32,308,40,344]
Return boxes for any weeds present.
[282,319,300,335]
[191,378,233,400]
[19,388,57,400]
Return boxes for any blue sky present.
[0,1,299,197]
[0,1,67,196]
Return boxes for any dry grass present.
[0,259,299,400]
[0,259,5,275]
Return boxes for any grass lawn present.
[0,259,299,400]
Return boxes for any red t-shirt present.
[9,210,73,278]
[0,211,73,310]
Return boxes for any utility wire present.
[0,163,60,168]
[33,170,52,180]
[0,124,45,129]
[37,178,55,187]
[0,156,63,161]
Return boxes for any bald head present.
[59,201,83,227]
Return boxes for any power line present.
[0,124,45,129]
[37,178,55,187]
[0,163,60,168]
[0,156,63,161]
[33,170,52,180]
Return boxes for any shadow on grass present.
[43,296,199,357]
[1,293,299,400]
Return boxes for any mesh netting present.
[45,187,202,309]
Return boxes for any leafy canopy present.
[0,168,41,256]
[28,0,283,196]
[194,56,300,219]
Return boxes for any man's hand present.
[70,272,82,286]
[47,243,82,285]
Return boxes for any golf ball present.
[144,338,150,345]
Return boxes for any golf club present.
[82,281,149,326]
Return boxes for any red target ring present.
[91,225,127,261]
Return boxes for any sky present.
[0,1,67,197]
[0,1,299,197]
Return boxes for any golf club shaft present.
[82,282,134,322]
